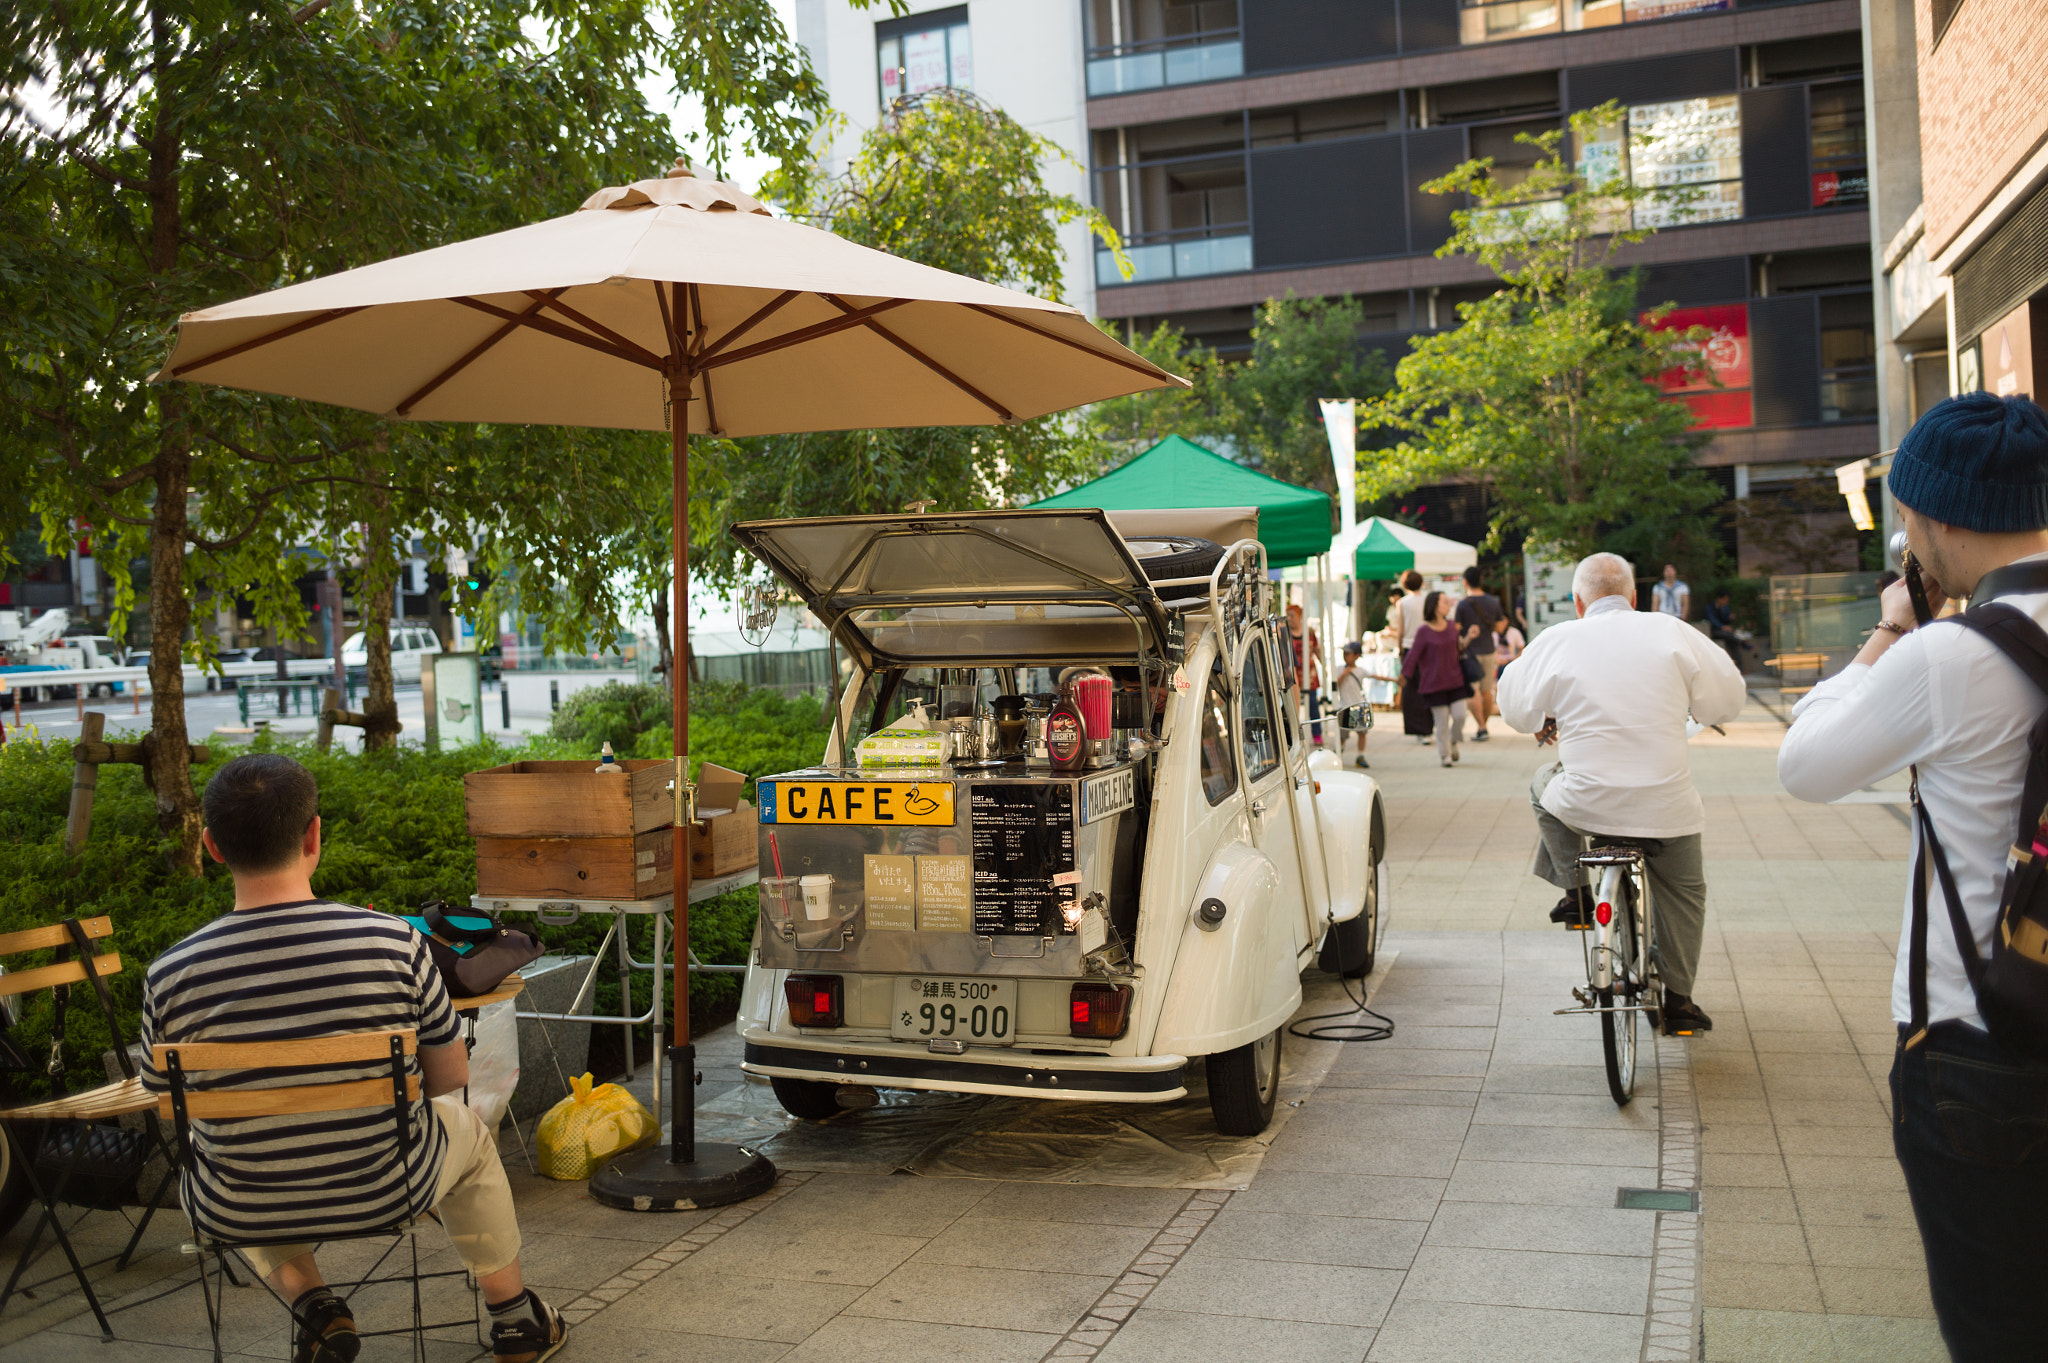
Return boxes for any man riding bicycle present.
[1497,552,1746,1035]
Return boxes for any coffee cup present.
[799,873,834,921]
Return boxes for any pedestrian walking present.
[1651,563,1689,619]
[1778,393,2048,1361]
[1333,640,1369,769]
[1284,602,1323,744]
[1455,566,1505,741]
[1396,571,1433,740]
[1401,591,1472,767]
[1494,614,1526,667]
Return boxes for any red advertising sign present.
[1644,303,1751,429]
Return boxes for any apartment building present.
[798,0,1878,566]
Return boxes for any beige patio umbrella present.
[155,161,1183,1208]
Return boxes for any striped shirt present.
[139,900,460,1244]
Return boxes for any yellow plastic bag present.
[535,1073,660,1180]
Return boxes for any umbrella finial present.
[666,158,695,179]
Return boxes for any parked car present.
[341,626,440,684]
[727,509,1389,1137]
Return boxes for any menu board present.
[863,855,916,932]
[970,784,1075,937]
[916,855,973,932]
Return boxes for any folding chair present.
[0,915,180,1340]
[155,1028,477,1363]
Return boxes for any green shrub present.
[547,681,671,755]
[637,681,830,794]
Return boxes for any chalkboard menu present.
[970,783,1076,937]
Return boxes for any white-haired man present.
[1497,552,1745,1034]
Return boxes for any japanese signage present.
[1812,170,1870,209]
[1629,96,1743,228]
[916,855,974,932]
[1645,303,1753,430]
[863,855,917,931]
[970,784,1076,937]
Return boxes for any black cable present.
[1288,966,1395,1043]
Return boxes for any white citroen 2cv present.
[728,508,1387,1135]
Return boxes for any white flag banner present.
[1319,398,1357,536]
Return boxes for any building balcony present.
[1097,231,1253,287]
[1087,37,1243,97]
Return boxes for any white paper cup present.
[799,874,834,921]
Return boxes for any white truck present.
[0,610,129,699]
[727,509,1389,1136]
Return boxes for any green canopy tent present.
[1342,516,1478,580]
[1029,434,1332,568]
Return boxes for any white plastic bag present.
[464,999,520,1133]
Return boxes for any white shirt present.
[1778,564,2048,1030]
[1398,592,1426,649]
[1333,662,1366,708]
[1652,579,1688,617]
[1497,594,1747,839]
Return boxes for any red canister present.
[1072,673,1111,741]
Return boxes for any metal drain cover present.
[1616,1187,1698,1212]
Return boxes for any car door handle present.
[1249,799,1268,816]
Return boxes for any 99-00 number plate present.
[890,977,1014,1047]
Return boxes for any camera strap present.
[1970,558,2048,610]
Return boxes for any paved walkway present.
[0,697,1946,1362]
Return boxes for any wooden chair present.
[1765,651,1828,701]
[154,1028,476,1363]
[0,915,179,1341]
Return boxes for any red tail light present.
[785,974,843,1028]
[1596,902,1613,926]
[1069,983,1133,1039]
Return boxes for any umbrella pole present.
[589,355,774,1212]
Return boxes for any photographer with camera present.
[1779,393,2048,1361]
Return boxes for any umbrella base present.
[589,1142,776,1212]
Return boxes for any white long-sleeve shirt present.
[1778,563,2048,1030]
[1497,594,1747,839]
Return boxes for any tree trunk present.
[148,408,203,874]
[359,460,401,750]
[652,579,673,680]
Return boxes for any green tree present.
[690,89,1123,586]
[0,0,848,866]
[1358,106,1720,558]
[1225,295,1394,502]
[1075,321,1234,466]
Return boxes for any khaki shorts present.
[1475,653,1499,696]
[238,1096,522,1278]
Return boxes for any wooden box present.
[690,763,759,878]
[474,828,674,899]
[463,759,673,838]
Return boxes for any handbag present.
[1458,645,1483,685]
[400,902,543,1001]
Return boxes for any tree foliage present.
[1359,106,1721,558]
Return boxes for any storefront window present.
[1809,83,1869,209]
[1460,0,1728,44]
[877,17,971,109]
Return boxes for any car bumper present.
[740,1027,1189,1103]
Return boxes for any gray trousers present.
[1528,761,1707,997]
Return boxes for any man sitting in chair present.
[139,754,566,1363]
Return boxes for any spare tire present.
[1124,535,1227,583]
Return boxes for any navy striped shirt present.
[139,900,460,1244]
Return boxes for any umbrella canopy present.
[1344,516,1478,579]
[155,170,1178,434]
[1028,435,1331,568]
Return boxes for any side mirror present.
[1338,703,1373,732]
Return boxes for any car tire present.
[1316,834,1381,979]
[1206,1026,1282,1136]
[769,1076,845,1122]
[1124,536,1227,583]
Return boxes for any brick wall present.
[1918,0,2048,259]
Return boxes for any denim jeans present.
[1891,1021,2048,1361]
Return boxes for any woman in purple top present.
[1401,591,1473,767]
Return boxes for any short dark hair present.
[203,754,319,873]
[1401,570,1423,591]
[1462,566,1483,588]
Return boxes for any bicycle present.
[1555,841,1661,1106]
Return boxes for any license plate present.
[891,976,1015,1046]
[758,781,955,826]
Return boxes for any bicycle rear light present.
[785,974,843,1028]
[1595,902,1613,926]
[1069,983,1133,1039]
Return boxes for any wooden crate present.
[463,759,673,838]
[474,829,674,899]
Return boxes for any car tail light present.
[785,974,843,1028]
[1595,902,1613,926]
[1069,983,1133,1039]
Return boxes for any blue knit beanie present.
[1887,393,2048,532]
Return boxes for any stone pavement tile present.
[1259,1136,1464,1179]
[746,1174,993,1238]
[1773,1124,1894,1158]
[1373,1025,1497,1052]
[1814,1265,1936,1317]
[843,1262,1111,1334]
[1758,1075,1882,1102]
[678,1220,928,1287]
[1698,1098,1774,1126]
[1703,1257,1822,1313]
[517,1191,716,1242]
[1789,1185,1921,1230]
[1703,1218,1810,1265]
[1422,1201,1655,1257]
[1456,1123,1657,1168]
[0,1339,214,1363]
[1477,1063,1613,1097]
[486,1230,655,1292]
[775,1316,1058,1363]
[1701,1152,1789,1188]
[1701,1306,1839,1362]
[1309,1082,1480,1108]
[46,1276,274,1355]
[1183,1208,1426,1270]
[1443,1159,1654,1207]
[1703,1184,1800,1223]
[1327,1048,1490,1078]
[1800,1224,1924,1270]
[1228,1170,1445,1222]
[1471,1091,1657,1131]
[959,1183,1189,1229]
[1485,1038,1604,1068]
[1316,1070,1485,1093]
[1399,1246,1649,1315]
[910,1216,1152,1278]
[1824,1313,1948,1360]
[1701,1124,1781,1154]
[1755,1052,1872,1079]
[1143,1254,1402,1328]
[1782,1155,1906,1192]
[1366,1298,1644,1363]
[1284,1099,1474,1140]
[1750,1031,1858,1055]
[601,1332,794,1363]
[601,1270,864,1343]
[1095,1306,1376,1363]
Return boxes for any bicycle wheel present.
[1601,884,1639,1106]
[1634,862,1661,1030]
